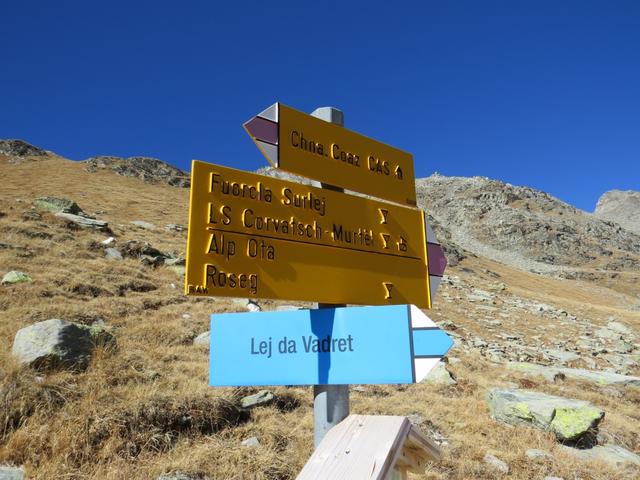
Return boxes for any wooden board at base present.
[184,160,431,307]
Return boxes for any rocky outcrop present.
[595,189,640,235]
[83,156,190,187]
[486,388,604,444]
[34,197,82,214]
[415,174,640,273]
[0,139,46,157]
[12,319,115,370]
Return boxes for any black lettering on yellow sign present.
[398,236,407,252]
[205,264,258,294]
[381,233,391,249]
[207,232,236,260]
[247,238,275,260]
[379,209,389,224]
[383,282,393,299]
[208,203,232,225]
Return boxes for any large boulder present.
[486,389,604,443]
[34,196,82,215]
[560,444,640,467]
[507,362,640,387]
[55,212,109,231]
[12,319,115,370]
[1,271,32,285]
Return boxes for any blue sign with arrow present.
[209,304,453,386]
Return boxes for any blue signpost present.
[209,304,452,387]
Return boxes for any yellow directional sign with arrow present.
[185,160,431,307]
[244,103,417,206]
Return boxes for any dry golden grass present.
[1,153,639,479]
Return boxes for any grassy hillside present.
[1,151,638,479]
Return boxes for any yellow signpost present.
[185,160,431,307]
[244,103,417,206]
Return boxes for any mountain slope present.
[0,142,638,479]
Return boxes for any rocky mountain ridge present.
[2,139,638,278]
[595,190,640,235]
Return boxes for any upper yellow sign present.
[185,160,430,307]
[244,103,417,206]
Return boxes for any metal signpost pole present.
[310,106,349,448]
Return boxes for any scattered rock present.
[130,220,156,230]
[55,212,109,231]
[165,224,186,232]
[157,472,209,480]
[101,237,116,245]
[526,448,553,461]
[193,331,210,346]
[486,388,604,444]
[543,477,564,480]
[595,327,622,341]
[12,319,115,370]
[507,362,640,387]
[544,349,580,364]
[105,248,123,260]
[0,465,25,480]
[240,390,274,409]
[606,321,633,336]
[422,362,457,385]
[560,444,640,467]
[34,196,81,214]
[1,271,32,285]
[164,257,185,267]
[21,210,41,221]
[241,436,261,447]
[246,300,261,312]
[483,453,509,474]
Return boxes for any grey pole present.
[310,106,349,448]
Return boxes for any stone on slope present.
[1,271,32,285]
[55,212,109,231]
[0,465,25,480]
[526,449,553,461]
[157,472,209,480]
[486,389,604,443]
[560,444,640,467]
[105,248,123,260]
[193,331,210,346]
[422,362,457,385]
[12,319,114,370]
[34,196,82,214]
[130,220,156,230]
[241,436,261,447]
[240,390,274,409]
[483,453,509,474]
[507,362,640,387]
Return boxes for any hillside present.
[0,141,639,479]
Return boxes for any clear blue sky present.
[2,1,638,211]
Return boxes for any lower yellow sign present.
[185,160,431,307]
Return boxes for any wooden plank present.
[296,415,441,480]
